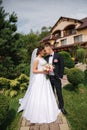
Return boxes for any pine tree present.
[0,0,20,78]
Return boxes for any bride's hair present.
[37,46,44,55]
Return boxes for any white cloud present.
[2,0,87,34]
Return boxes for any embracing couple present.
[18,42,67,124]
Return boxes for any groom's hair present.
[44,42,51,47]
[44,42,54,50]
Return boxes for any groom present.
[44,42,67,114]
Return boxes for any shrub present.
[77,83,85,88]
[0,77,10,89]
[20,83,28,92]
[64,67,70,75]
[4,89,11,96]
[59,51,74,68]
[15,63,30,76]
[0,57,15,79]
[10,90,18,97]
[10,79,20,90]
[84,69,87,80]
[67,68,84,86]
[76,48,86,63]
[0,94,9,126]
[17,73,29,83]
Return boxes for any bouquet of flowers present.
[43,63,54,79]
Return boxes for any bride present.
[18,46,60,123]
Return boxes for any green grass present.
[1,92,25,130]
[63,82,87,130]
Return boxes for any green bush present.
[10,90,18,97]
[64,67,70,75]
[20,83,28,92]
[67,68,84,86]
[0,57,16,79]
[76,48,86,63]
[0,94,9,126]
[77,83,85,88]
[0,74,29,97]
[84,69,87,80]
[0,77,10,89]
[4,89,11,96]
[59,51,74,68]
[10,79,20,90]
[15,63,30,76]
[17,73,29,83]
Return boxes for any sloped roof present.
[51,16,82,32]
[40,34,56,43]
[77,17,87,30]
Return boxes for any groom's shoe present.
[61,108,67,115]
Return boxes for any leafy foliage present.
[0,77,10,89]
[0,94,9,126]
[0,73,29,97]
[67,68,84,86]
[76,48,86,63]
[0,2,21,78]
[59,51,74,68]
[0,2,50,79]
[10,90,18,97]
[17,73,29,83]
[84,69,87,80]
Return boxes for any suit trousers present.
[49,75,64,109]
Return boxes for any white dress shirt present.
[49,52,54,75]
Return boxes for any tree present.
[76,48,86,63]
[0,1,20,78]
[38,26,50,41]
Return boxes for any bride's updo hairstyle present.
[37,46,44,55]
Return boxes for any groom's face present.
[44,46,51,55]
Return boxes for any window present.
[74,35,82,43]
[61,39,67,45]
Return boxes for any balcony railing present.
[63,29,76,37]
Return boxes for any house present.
[40,16,87,51]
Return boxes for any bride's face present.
[40,49,45,57]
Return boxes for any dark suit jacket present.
[45,52,64,79]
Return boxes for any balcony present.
[63,25,76,37]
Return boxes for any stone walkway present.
[19,112,70,130]
[19,75,70,130]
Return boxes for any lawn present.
[63,82,87,130]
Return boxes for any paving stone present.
[30,125,40,130]
[55,116,63,124]
[20,126,29,130]
[26,120,31,126]
[40,124,49,130]
[21,118,26,126]
[62,75,69,87]
[49,123,60,130]
[59,124,70,130]
[62,115,68,124]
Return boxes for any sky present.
[2,0,87,34]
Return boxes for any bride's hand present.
[43,70,49,74]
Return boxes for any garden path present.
[19,75,70,130]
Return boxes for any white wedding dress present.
[18,57,60,123]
